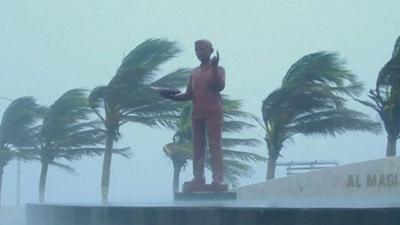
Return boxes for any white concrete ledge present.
[236,156,400,205]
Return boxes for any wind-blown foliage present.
[262,52,380,180]
[34,89,112,203]
[356,36,400,156]
[88,39,189,203]
[164,96,264,192]
[0,97,44,207]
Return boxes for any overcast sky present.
[0,0,399,205]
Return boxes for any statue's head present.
[195,39,213,63]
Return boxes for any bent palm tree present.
[356,36,400,156]
[36,89,113,203]
[0,97,43,207]
[164,96,264,193]
[88,39,189,203]
[262,52,380,180]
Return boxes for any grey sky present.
[0,0,399,205]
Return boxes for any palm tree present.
[88,39,189,203]
[35,89,112,203]
[356,36,400,156]
[163,143,191,193]
[164,96,264,193]
[261,52,380,180]
[0,97,44,207]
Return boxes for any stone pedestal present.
[177,182,236,200]
[182,182,228,193]
[174,191,237,201]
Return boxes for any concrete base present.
[26,202,400,225]
[25,157,400,224]
[182,182,228,192]
[236,156,400,202]
[174,192,237,200]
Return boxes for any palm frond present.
[222,138,261,148]
[124,114,179,129]
[41,89,92,142]
[282,52,360,95]
[222,149,266,162]
[112,147,131,158]
[0,96,44,147]
[262,51,377,167]
[88,85,109,110]
[354,97,381,113]
[222,97,243,111]
[150,68,191,88]
[57,147,105,161]
[223,120,254,133]
[37,89,107,166]
[0,149,13,164]
[377,53,400,87]
[54,129,105,148]
[288,108,381,136]
[49,161,75,173]
[218,159,253,187]
[357,37,400,142]
[109,39,181,87]
[393,36,400,57]
[121,87,183,112]
[11,148,39,161]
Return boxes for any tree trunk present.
[101,131,114,204]
[266,157,277,180]
[0,164,4,209]
[172,162,182,193]
[39,162,49,203]
[16,159,21,206]
[386,136,397,157]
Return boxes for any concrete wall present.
[236,156,400,205]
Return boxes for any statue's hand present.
[211,51,219,68]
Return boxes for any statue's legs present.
[184,114,226,192]
[191,118,206,183]
[205,113,223,184]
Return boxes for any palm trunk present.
[386,136,397,157]
[172,162,182,193]
[0,164,4,209]
[101,131,114,204]
[266,142,279,180]
[16,159,21,206]
[39,162,49,203]
[266,157,277,180]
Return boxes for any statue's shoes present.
[182,180,228,193]
[183,181,204,192]
[211,182,228,192]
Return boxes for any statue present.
[154,39,227,192]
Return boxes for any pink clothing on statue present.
[178,65,225,119]
[175,64,225,183]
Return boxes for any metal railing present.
[276,160,339,175]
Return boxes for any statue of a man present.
[174,39,226,191]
